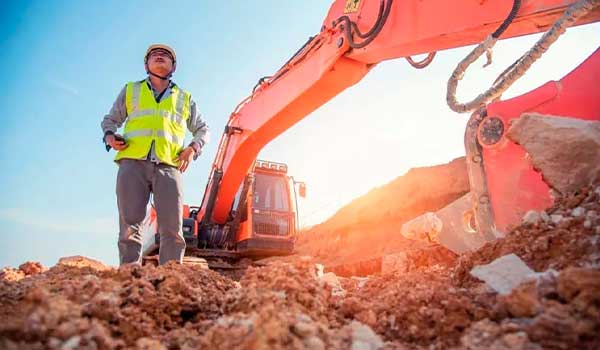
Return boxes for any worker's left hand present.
[177,146,196,173]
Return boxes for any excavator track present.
[142,248,268,279]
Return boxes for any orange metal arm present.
[203,0,600,225]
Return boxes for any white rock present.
[571,207,586,217]
[320,272,346,297]
[292,321,317,337]
[61,336,81,350]
[304,336,325,350]
[584,220,592,229]
[550,214,564,224]
[522,210,542,225]
[315,263,325,278]
[540,211,550,223]
[470,254,535,295]
[273,291,287,300]
[349,321,384,350]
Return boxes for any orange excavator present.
[144,0,600,264]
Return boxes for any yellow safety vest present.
[115,81,191,167]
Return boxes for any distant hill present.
[295,157,469,267]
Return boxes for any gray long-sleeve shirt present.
[101,78,209,161]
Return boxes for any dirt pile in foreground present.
[1,186,599,349]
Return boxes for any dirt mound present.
[1,185,598,349]
[0,257,381,350]
[0,259,238,349]
[0,262,48,283]
[296,157,469,268]
[454,186,600,285]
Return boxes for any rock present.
[0,267,26,282]
[135,337,166,350]
[522,210,542,225]
[571,206,586,217]
[501,332,538,350]
[319,272,346,296]
[292,322,317,337]
[303,336,325,350]
[61,336,81,350]
[550,214,564,224]
[470,254,535,295]
[348,321,384,350]
[291,314,317,337]
[401,212,443,243]
[315,263,325,278]
[506,114,600,194]
[584,220,592,229]
[57,256,111,271]
[18,261,47,276]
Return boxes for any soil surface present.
[1,186,599,349]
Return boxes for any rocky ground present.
[1,186,598,349]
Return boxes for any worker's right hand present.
[105,134,128,150]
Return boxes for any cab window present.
[253,173,289,212]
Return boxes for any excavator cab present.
[142,159,300,262]
[233,160,298,257]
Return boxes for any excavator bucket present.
[401,193,489,254]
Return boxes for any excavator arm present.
[199,0,600,228]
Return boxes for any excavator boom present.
[200,0,600,228]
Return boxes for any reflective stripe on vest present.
[123,129,183,145]
[128,109,185,125]
[157,129,184,146]
[123,129,153,139]
[114,81,191,166]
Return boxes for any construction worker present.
[101,44,209,266]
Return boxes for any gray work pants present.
[116,159,185,265]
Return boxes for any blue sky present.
[1,1,598,267]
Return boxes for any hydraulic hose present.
[333,0,393,49]
[446,0,599,113]
[351,0,386,39]
[492,0,522,39]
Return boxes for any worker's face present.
[146,49,174,75]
